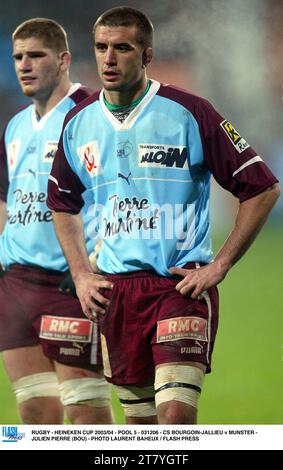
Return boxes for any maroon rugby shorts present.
[0,264,101,367]
[98,265,219,385]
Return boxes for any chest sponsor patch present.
[157,316,208,343]
[39,315,92,342]
[220,120,250,153]
[139,144,188,169]
[43,141,58,162]
[7,139,21,171]
[77,140,102,177]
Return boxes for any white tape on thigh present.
[154,364,204,409]
[12,372,60,404]
[115,384,156,417]
[59,377,110,407]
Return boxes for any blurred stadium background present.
[0,0,282,424]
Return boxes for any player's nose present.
[19,54,32,71]
[104,47,117,65]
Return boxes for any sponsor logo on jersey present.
[39,315,92,342]
[27,145,36,154]
[157,316,208,343]
[7,139,21,171]
[43,141,58,162]
[220,120,250,153]
[139,144,188,169]
[117,140,133,158]
[77,141,101,176]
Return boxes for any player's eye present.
[116,44,132,52]
[95,44,107,51]
[29,53,46,58]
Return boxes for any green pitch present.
[1,226,282,424]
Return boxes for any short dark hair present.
[93,6,154,48]
[12,18,69,53]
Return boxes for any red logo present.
[83,146,97,172]
[39,315,92,342]
[157,316,207,343]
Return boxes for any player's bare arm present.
[170,183,280,299]
[52,211,113,319]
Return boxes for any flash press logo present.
[2,426,25,442]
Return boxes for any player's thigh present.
[54,362,104,381]
[2,344,55,382]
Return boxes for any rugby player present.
[47,7,279,424]
[0,18,112,424]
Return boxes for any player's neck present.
[104,75,148,107]
[33,77,73,118]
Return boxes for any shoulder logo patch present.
[220,120,249,153]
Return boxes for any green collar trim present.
[104,80,151,111]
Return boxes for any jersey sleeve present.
[196,99,278,202]
[0,129,9,202]
[47,129,86,214]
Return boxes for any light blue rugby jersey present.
[0,84,95,270]
[48,80,277,275]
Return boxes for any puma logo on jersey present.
[139,144,188,169]
[28,169,36,178]
[118,172,131,185]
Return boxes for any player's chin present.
[21,85,36,97]
[103,81,122,91]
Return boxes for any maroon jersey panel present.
[157,85,278,201]
[0,127,9,202]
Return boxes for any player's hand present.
[169,261,227,299]
[0,263,5,277]
[74,272,114,321]
[59,271,77,298]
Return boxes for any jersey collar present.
[99,79,160,130]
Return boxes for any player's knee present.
[12,372,63,424]
[59,376,111,408]
[19,397,63,424]
[154,364,204,424]
[115,384,157,419]
[157,400,197,424]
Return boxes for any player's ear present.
[142,48,153,68]
[59,51,71,72]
